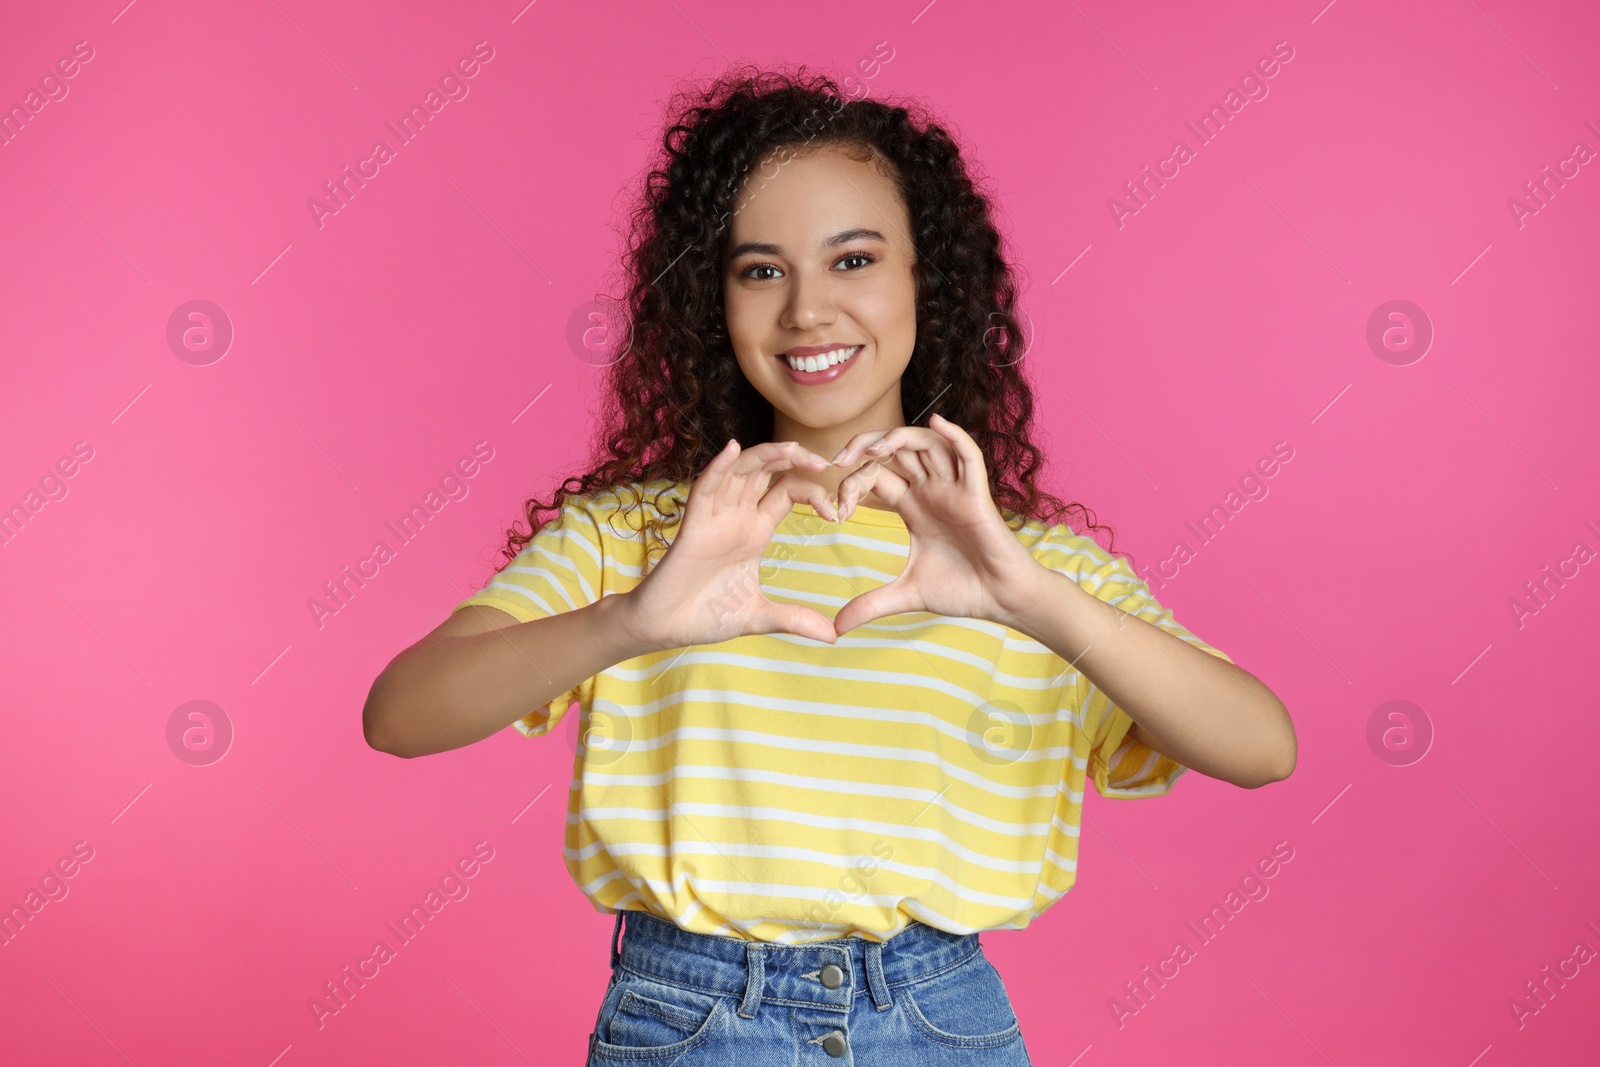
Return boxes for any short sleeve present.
[451,497,606,737]
[1033,526,1234,798]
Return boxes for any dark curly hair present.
[493,63,1124,574]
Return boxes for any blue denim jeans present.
[585,910,1034,1065]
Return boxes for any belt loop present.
[609,909,626,971]
[864,940,892,1011]
[738,944,765,1019]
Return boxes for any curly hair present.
[493,63,1124,575]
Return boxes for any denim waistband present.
[609,909,983,1018]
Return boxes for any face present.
[721,143,919,450]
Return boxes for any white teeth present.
[785,345,861,372]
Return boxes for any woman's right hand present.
[616,439,842,652]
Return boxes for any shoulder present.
[1016,516,1121,580]
[1020,514,1233,662]
[582,479,686,527]
[550,479,687,552]
[1016,516,1162,612]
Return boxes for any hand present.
[616,439,843,652]
[829,413,1051,635]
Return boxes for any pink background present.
[3,0,1598,1063]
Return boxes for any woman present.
[363,65,1296,1064]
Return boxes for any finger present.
[928,414,981,468]
[928,414,983,486]
[690,439,743,515]
[915,430,959,482]
[842,426,943,468]
[838,461,910,521]
[731,439,833,478]
[759,472,839,525]
[891,427,960,479]
[760,601,838,644]
[835,462,880,519]
[890,446,931,484]
[834,428,902,468]
[723,438,764,515]
[867,447,924,486]
[833,578,924,637]
[829,430,887,466]
[738,442,830,512]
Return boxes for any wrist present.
[993,567,1079,639]
[597,589,668,658]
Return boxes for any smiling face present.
[721,142,919,455]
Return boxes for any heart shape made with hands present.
[812,414,1050,637]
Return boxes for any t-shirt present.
[450,479,1233,944]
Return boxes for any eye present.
[836,252,876,271]
[739,262,782,281]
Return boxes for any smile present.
[776,344,863,384]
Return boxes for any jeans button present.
[821,1030,848,1057]
[819,963,844,990]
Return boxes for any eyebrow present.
[725,227,888,260]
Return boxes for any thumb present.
[761,602,838,645]
[833,578,922,637]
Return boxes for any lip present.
[777,343,864,386]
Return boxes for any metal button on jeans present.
[819,963,844,990]
[821,1030,848,1057]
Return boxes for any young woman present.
[364,66,1296,1065]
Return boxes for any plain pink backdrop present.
[3,0,1598,1064]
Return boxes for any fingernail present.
[831,450,845,464]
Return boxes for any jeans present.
[585,909,1034,1065]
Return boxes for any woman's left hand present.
[828,413,1052,636]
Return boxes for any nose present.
[779,265,836,330]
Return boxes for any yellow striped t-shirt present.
[451,480,1233,944]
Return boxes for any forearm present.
[365,593,650,758]
[1002,569,1296,788]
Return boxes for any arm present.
[1003,569,1297,789]
[364,442,843,760]
[363,593,653,759]
[820,415,1295,789]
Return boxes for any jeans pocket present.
[902,952,1024,1049]
[592,978,728,1061]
